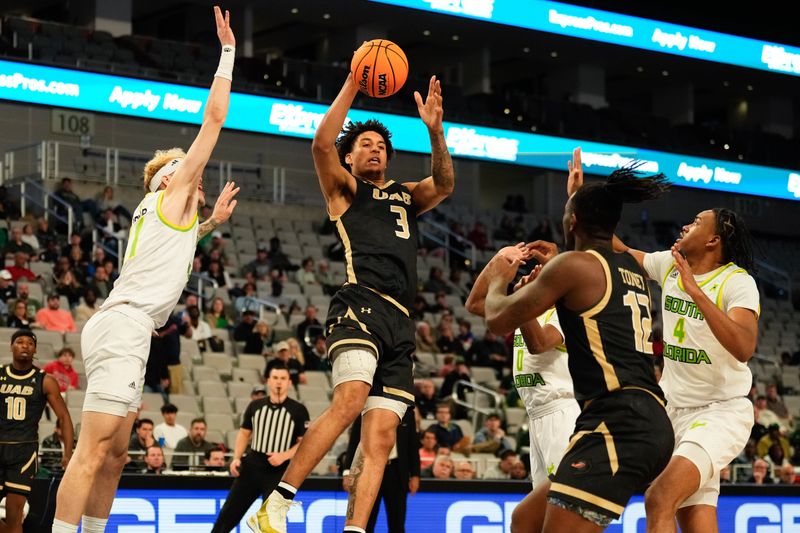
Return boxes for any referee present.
[211,363,309,532]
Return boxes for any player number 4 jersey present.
[644,250,760,408]
[513,309,575,419]
[101,190,199,329]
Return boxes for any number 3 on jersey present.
[623,290,653,354]
[390,205,410,239]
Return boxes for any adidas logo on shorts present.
[128,382,136,389]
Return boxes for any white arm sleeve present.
[643,250,675,286]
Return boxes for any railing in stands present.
[92,226,124,267]
[450,379,503,432]
[755,259,792,303]
[232,295,282,320]
[184,273,219,313]
[17,178,74,238]
[420,219,477,269]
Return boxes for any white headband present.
[149,158,184,193]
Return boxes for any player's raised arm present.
[465,243,531,317]
[406,76,454,214]
[44,374,74,468]
[311,73,359,205]
[566,146,583,197]
[163,6,234,212]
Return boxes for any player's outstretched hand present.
[211,181,240,225]
[513,264,542,293]
[485,249,523,284]
[567,146,583,197]
[498,242,533,265]
[214,6,235,48]
[415,76,444,133]
[526,240,559,264]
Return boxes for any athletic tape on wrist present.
[215,45,235,81]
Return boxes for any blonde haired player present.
[52,7,238,533]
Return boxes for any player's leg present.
[0,493,27,533]
[676,505,718,533]
[510,481,549,533]
[541,502,605,533]
[53,411,133,527]
[644,455,702,533]
[344,402,402,529]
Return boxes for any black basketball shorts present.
[0,442,39,496]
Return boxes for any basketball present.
[351,39,408,98]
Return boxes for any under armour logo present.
[361,307,372,314]
[128,382,136,389]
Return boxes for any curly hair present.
[142,147,186,192]
[335,119,395,169]
[711,208,757,272]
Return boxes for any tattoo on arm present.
[429,130,454,193]
[198,218,220,241]
[346,447,365,520]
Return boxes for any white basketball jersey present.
[513,309,575,419]
[644,251,760,408]
[102,191,198,329]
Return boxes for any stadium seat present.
[140,392,165,411]
[231,367,261,384]
[197,381,227,398]
[237,355,265,372]
[303,400,330,420]
[206,413,235,433]
[228,381,255,399]
[169,394,201,414]
[297,384,329,402]
[203,397,234,415]
[304,371,331,391]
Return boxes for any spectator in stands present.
[416,380,438,420]
[61,233,88,264]
[305,334,327,371]
[482,449,519,480]
[439,357,471,404]
[55,270,82,308]
[143,446,166,475]
[243,246,271,280]
[767,442,790,468]
[35,294,76,333]
[3,226,35,258]
[471,414,512,455]
[128,418,156,456]
[757,423,791,459]
[265,340,306,386]
[779,464,797,485]
[295,257,318,286]
[5,299,37,329]
[755,395,786,432]
[173,418,217,470]
[74,287,99,322]
[436,323,464,355]
[286,337,307,372]
[204,448,227,471]
[766,383,791,421]
[457,320,475,353]
[95,185,132,221]
[447,268,469,299]
[244,320,275,355]
[428,291,452,314]
[467,221,490,251]
[6,252,37,282]
[415,321,438,354]
[205,296,232,329]
[187,305,214,350]
[96,208,126,249]
[152,314,189,395]
[154,403,188,449]
[467,330,509,377]
[419,429,438,470]
[454,461,476,480]
[0,269,16,304]
[748,458,774,484]
[510,459,529,480]
[430,402,469,451]
[36,217,57,249]
[40,418,74,471]
[203,259,228,288]
[295,305,322,346]
[527,218,555,243]
[234,310,258,342]
[410,295,429,321]
[40,239,61,264]
[250,385,267,401]
[102,257,118,283]
[437,354,456,378]
[15,282,41,317]
[733,438,758,466]
[234,283,258,314]
[493,215,515,241]
[44,348,79,393]
[53,178,86,228]
[424,267,450,294]
[316,259,338,296]
[421,455,454,479]
[267,236,295,273]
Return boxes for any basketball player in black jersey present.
[253,73,453,533]
[482,169,674,532]
[0,330,73,532]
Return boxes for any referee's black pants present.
[211,452,287,533]
[366,460,408,533]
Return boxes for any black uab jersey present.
[0,364,47,444]
[556,247,663,403]
[333,178,419,312]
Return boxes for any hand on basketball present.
[229,458,241,476]
[526,240,559,264]
[214,6,235,48]
[415,76,444,134]
[671,244,700,296]
[567,147,583,197]
[211,181,240,224]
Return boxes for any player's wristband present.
[214,45,235,81]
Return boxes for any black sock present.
[276,481,297,501]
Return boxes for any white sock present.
[82,515,109,533]
[343,527,367,533]
[51,519,79,533]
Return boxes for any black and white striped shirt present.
[241,397,309,455]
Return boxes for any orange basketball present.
[351,39,408,98]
